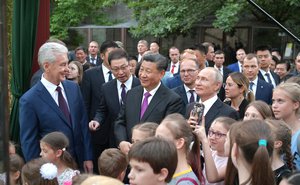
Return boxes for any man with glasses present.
[172,58,200,110]
[88,49,140,173]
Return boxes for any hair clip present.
[258,139,267,147]
[40,163,58,180]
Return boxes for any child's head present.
[40,132,76,169]
[22,158,58,185]
[155,113,202,183]
[98,148,127,181]
[230,119,275,185]
[244,100,273,120]
[80,175,124,185]
[128,137,177,185]
[208,117,235,154]
[9,154,24,185]
[9,141,16,155]
[272,82,300,120]
[266,119,294,170]
[72,174,93,185]
[132,122,158,144]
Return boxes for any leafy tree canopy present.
[51,0,300,39]
[124,0,300,38]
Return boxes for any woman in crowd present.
[156,113,203,185]
[243,100,273,120]
[66,61,83,85]
[272,82,300,170]
[224,72,254,118]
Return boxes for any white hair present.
[38,42,68,66]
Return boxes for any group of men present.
[19,38,294,175]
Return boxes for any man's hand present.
[89,120,100,131]
[119,141,132,155]
[83,160,93,173]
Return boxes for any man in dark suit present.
[81,41,119,173]
[187,67,239,134]
[213,50,232,101]
[86,41,101,66]
[115,53,185,154]
[255,45,280,87]
[19,42,93,172]
[227,48,246,73]
[81,41,119,121]
[243,53,273,104]
[172,58,199,110]
[88,49,140,172]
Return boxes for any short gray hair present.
[38,42,68,67]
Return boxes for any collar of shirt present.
[199,95,218,116]
[117,75,133,91]
[142,82,161,104]
[102,63,114,82]
[41,75,67,105]
[183,84,195,93]
[238,61,243,70]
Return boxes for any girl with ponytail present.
[155,113,203,185]
[40,132,79,185]
[266,119,293,184]
[225,120,275,185]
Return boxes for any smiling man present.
[19,42,93,172]
[114,53,184,154]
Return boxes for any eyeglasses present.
[208,130,227,139]
[180,69,197,75]
[111,65,129,73]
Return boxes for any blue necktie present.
[249,82,254,91]
[108,71,113,81]
[265,73,272,84]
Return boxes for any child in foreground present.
[128,137,178,185]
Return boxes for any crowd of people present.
[3,39,300,185]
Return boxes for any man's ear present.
[158,168,168,182]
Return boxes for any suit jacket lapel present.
[205,99,222,127]
[140,85,165,121]
[61,82,75,129]
[111,80,121,107]
[37,82,71,128]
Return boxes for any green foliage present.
[125,0,221,38]
[125,0,300,38]
[50,0,116,40]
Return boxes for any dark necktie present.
[189,90,195,103]
[265,73,272,84]
[91,57,95,64]
[121,84,126,105]
[56,86,71,124]
[171,64,176,74]
[140,92,151,119]
[108,71,113,81]
[249,82,254,91]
